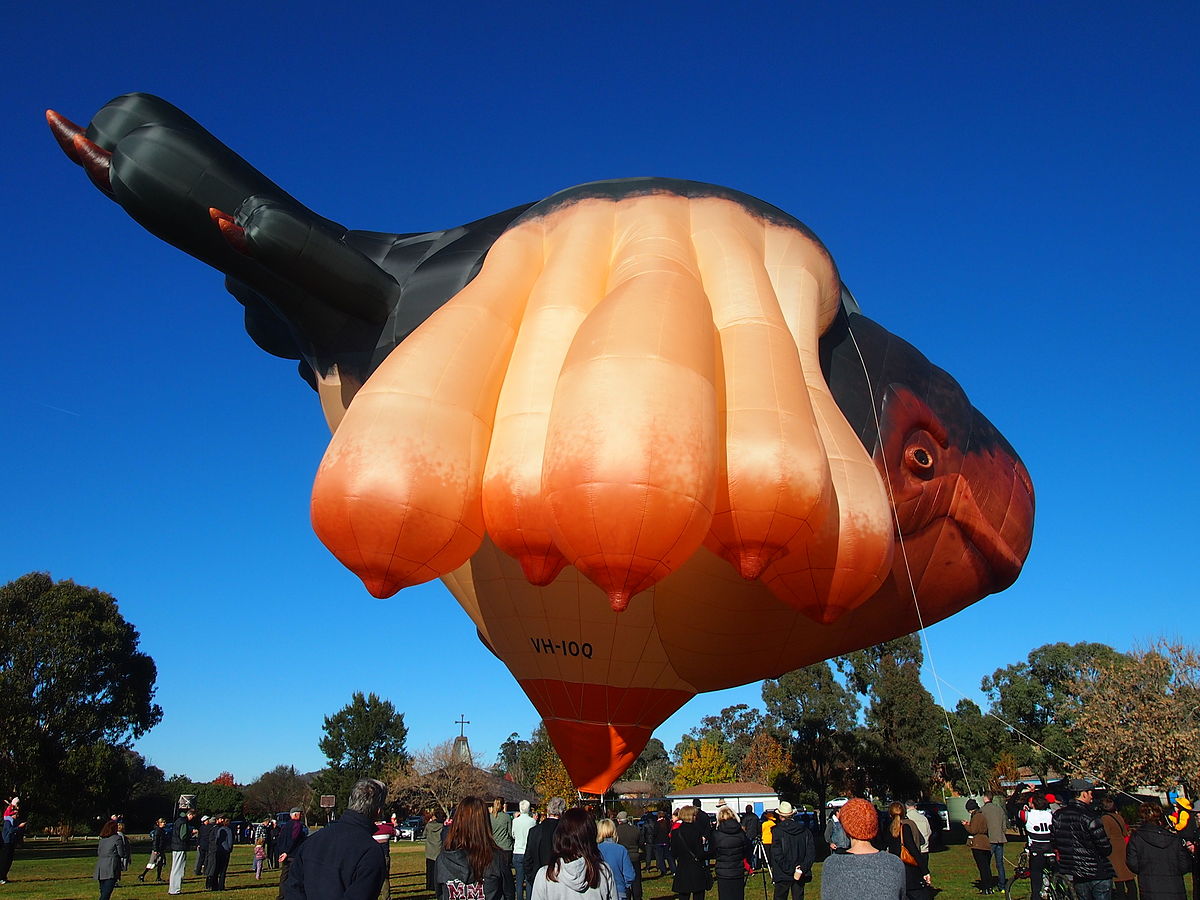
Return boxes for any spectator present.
[140,817,169,882]
[712,805,751,900]
[276,807,308,900]
[903,801,931,864]
[526,798,567,890]
[492,798,517,900]
[817,798,904,900]
[1024,794,1055,900]
[965,800,996,894]
[0,798,24,884]
[95,819,124,900]
[740,806,761,846]
[1051,778,1114,899]
[283,778,389,900]
[375,817,397,899]
[1128,801,1192,899]
[614,812,645,900]
[884,802,930,900]
[437,796,505,900]
[981,792,1008,894]
[1168,797,1198,899]
[670,806,709,900]
[531,808,616,900]
[1100,797,1136,899]
[169,808,198,895]
[206,813,234,891]
[426,809,446,897]
[597,818,636,900]
[770,802,815,900]
[195,814,212,876]
[514,802,537,900]
[651,809,675,875]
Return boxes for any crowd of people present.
[964,779,1198,899]
[4,782,1199,900]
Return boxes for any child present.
[253,837,267,879]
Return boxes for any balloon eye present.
[905,445,935,475]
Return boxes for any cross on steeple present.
[455,714,470,738]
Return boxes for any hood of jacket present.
[717,818,743,836]
[775,817,806,837]
[553,856,598,892]
[1137,824,1183,849]
[439,848,475,883]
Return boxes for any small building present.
[612,780,659,799]
[667,782,780,817]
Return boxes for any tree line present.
[4,572,1197,832]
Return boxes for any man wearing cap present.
[819,798,904,899]
[615,811,644,900]
[276,807,308,900]
[194,814,212,877]
[168,807,198,895]
[769,801,815,900]
[1051,779,1113,899]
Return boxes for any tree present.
[311,691,408,812]
[243,765,313,819]
[212,771,236,787]
[763,661,858,815]
[391,741,489,817]
[673,740,735,791]
[741,731,789,787]
[839,636,943,799]
[0,573,163,828]
[1070,641,1200,793]
[940,699,1009,795]
[535,749,577,802]
[981,641,1125,777]
[676,705,763,774]
[623,738,675,794]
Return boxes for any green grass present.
[1,837,1187,900]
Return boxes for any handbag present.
[900,823,919,866]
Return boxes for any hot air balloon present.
[49,94,1035,793]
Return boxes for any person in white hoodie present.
[532,809,616,900]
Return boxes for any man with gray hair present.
[524,797,566,891]
[283,778,389,900]
[511,800,535,900]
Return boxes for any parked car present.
[824,797,849,809]
[915,802,949,851]
[398,816,424,840]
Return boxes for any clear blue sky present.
[3,1,1197,785]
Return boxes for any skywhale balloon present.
[49,94,1035,792]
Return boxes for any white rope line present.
[844,321,975,798]
[843,316,1143,807]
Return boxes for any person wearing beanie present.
[818,798,904,899]
[965,799,997,893]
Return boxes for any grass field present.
[2,836,1191,900]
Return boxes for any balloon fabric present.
[48,94,1035,793]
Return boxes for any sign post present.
[320,794,336,824]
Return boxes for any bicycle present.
[1004,849,1077,900]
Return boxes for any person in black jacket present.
[1051,779,1114,898]
[767,802,814,900]
[139,818,169,882]
[525,797,566,889]
[169,809,198,895]
[195,815,212,876]
[276,807,308,900]
[671,806,710,900]
[206,813,234,891]
[283,778,389,900]
[711,807,751,900]
[1128,802,1193,900]
[740,807,761,846]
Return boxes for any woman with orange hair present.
[437,797,505,900]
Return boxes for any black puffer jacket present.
[1127,825,1192,899]
[1051,800,1114,881]
[711,819,750,880]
